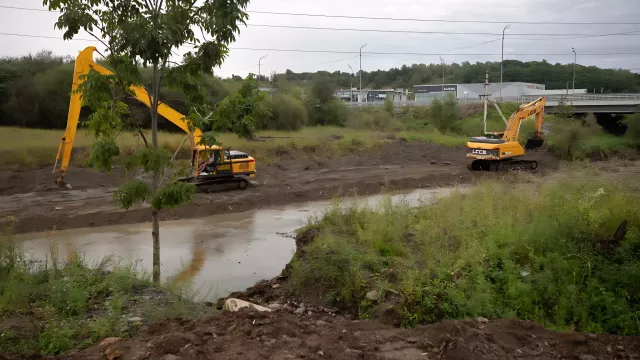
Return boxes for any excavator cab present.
[184,145,256,191]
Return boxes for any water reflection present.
[17,187,463,299]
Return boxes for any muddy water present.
[17,187,462,300]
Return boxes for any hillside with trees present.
[273,60,640,93]
[2,51,640,130]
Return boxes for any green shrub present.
[429,94,460,132]
[383,98,394,115]
[548,118,635,160]
[307,98,349,127]
[397,106,430,129]
[290,176,640,335]
[623,112,640,147]
[348,108,402,131]
[267,94,307,131]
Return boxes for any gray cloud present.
[1,0,639,78]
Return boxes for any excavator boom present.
[53,46,203,185]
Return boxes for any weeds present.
[289,173,640,335]
[0,231,206,356]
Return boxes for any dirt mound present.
[59,310,640,360]
[0,166,126,196]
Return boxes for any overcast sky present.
[1,0,639,79]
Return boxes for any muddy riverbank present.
[0,141,557,234]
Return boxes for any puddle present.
[17,187,463,300]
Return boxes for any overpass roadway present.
[349,94,640,114]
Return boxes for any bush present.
[397,106,430,130]
[383,98,394,115]
[305,76,350,127]
[347,108,402,131]
[429,94,460,133]
[547,117,635,160]
[623,112,640,147]
[547,120,592,160]
[266,94,307,131]
[307,98,349,127]
[290,176,640,335]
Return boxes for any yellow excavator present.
[53,46,256,191]
[467,97,546,171]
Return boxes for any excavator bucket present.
[525,136,545,150]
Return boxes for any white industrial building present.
[335,88,409,103]
[414,82,587,104]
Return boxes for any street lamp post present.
[258,55,268,88]
[501,24,511,101]
[439,57,445,99]
[360,44,367,102]
[572,47,577,97]
[348,64,354,102]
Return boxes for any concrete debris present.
[267,303,283,311]
[224,298,272,313]
[294,307,306,315]
[366,290,381,301]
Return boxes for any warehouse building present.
[335,88,409,103]
[413,82,575,104]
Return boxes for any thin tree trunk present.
[151,62,161,284]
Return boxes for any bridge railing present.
[346,93,640,108]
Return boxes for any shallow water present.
[17,187,462,299]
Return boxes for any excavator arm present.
[502,97,546,145]
[53,46,203,185]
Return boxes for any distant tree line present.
[274,60,640,93]
[2,51,639,130]
[0,51,238,129]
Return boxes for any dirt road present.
[0,141,557,234]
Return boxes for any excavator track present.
[179,175,250,193]
[468,159,539,172]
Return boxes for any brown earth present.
[0,141,558,234]
[55,310,640,360]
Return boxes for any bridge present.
[348,94,640,114]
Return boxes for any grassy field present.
[0,126,468,169]
[290,168,640,335]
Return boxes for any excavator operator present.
[199,152,215,173]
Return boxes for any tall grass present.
[547,119,637,160]
[290,172,640,335]
[0,127,187,169]
[0,229,205,356]
[0,126,464,169]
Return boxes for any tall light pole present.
[572,47,577,97]
[258,55,268,88]
[439,57,445,99]
[501,24,511,101]
[348,64,354,102]
[360,44,367,102]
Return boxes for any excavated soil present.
[0,141,558,234]
[55,311,640,360]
